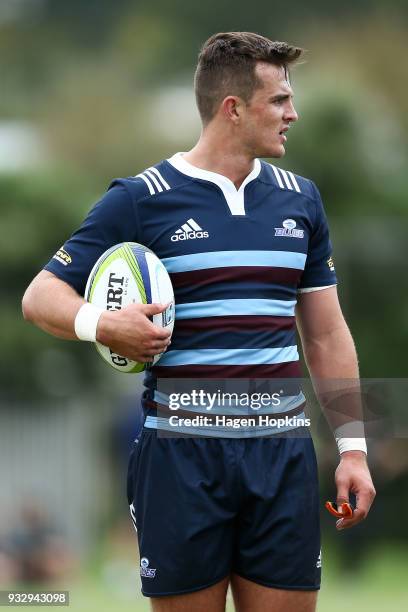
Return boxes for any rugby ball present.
[84,242,175,373]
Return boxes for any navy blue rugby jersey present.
[45,153,337,436]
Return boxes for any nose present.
[285,101,299,123]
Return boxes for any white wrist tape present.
[336,437,367,455]
[74,303,104,342]
[334,422,367,454]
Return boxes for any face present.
[238,62,299,158]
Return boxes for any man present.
[22,32,375,612]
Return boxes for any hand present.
[96,302,172,363]
[334,450,376,530]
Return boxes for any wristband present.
[336,437,367,454]
[74,303,104,342]
[334,420,367,455]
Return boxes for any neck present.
[182,123,255,189]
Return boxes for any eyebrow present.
[269,93,293,102]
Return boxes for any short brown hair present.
[194,32,303,124]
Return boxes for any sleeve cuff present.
[298,284,337,294]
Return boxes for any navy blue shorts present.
[126,428,321,597]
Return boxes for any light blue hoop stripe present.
[175,298,296,319]
[162,250,307,273]
[144,413,308,438]
[156,346,299,367]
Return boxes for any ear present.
[221,96,244,124]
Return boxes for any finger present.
[336,508,366,530]
[337,487,375,530]
[140,341,171,358]
[138,355,155,363]
[143,347,167,357]
[336,479,350,510]
[142,302,171,316]
[150,325,172,340]
[354,486,375,519]
[139,319,171,340]
[148,341,170,351]
[143,345,165,356]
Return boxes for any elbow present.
[22,271,59,326]
[22,286,36,323]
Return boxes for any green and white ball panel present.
[85,242,175,373]
[145,251,175,330]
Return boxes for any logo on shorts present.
[140,557,157,578]
[274,219,304,238]
[316,549,322,569]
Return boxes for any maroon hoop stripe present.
[170,266,302,288]
[152,361,302,379]
[174,315,296,334]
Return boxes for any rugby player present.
[22,32,375,612]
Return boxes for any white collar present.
[167,152,261,216]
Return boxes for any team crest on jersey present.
[274,219,304,239]
[140,557,156,578]
[171,218,209,242]
[52,247,72,266]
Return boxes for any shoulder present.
[259,160,318,200]
[108,158,191,203]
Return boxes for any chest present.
[138,185,313,260]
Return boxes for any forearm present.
[22,271,84,340]
[297,282,374,527]
[23,271,172,361]
[302,321,358,379]
[302,323,366,452]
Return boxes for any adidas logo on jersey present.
[171,218,209,242]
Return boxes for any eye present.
[271,97,286,106]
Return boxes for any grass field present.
[52,546,407,611]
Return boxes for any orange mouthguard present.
[325,501,353,518]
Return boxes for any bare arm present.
[22,270,171,362]
[22,270,85,339]
[296,286,359,378]
[296,286,376,529]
